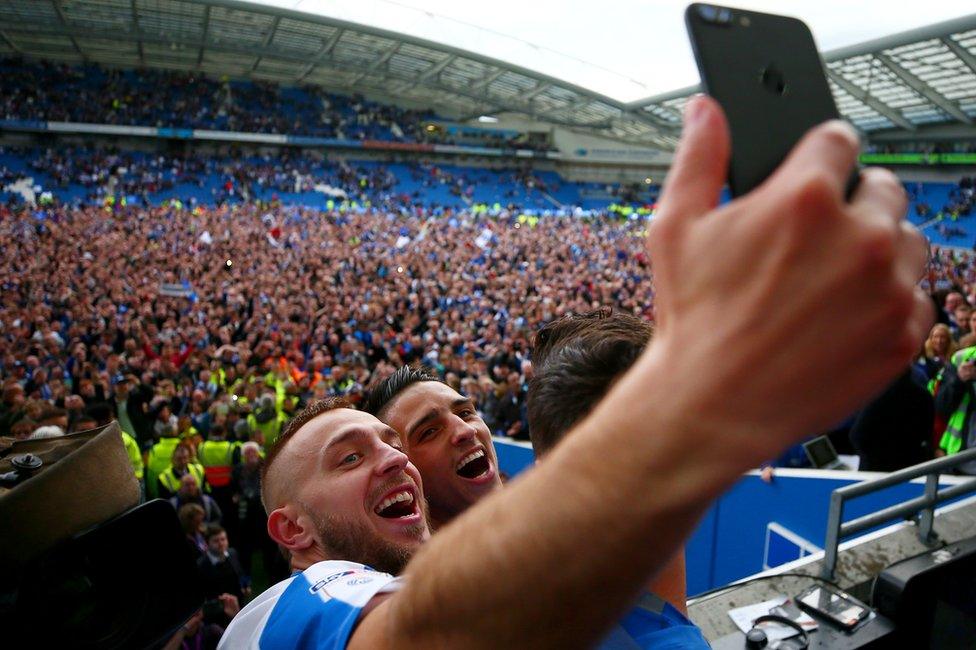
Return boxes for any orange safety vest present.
[196,439,238,488]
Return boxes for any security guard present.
[157,443,207,500]
[121,429,145,484]
[196,423,239,516]
[196,423,238,489]
[247,394,288,451]
[145,425,181,499]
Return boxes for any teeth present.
[456,449,485,471]
[375,490,414,514]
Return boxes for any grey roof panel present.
[0,0,974,149]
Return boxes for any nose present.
[449,415,477,446]
[375,442,409,476]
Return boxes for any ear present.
[267,505,315,552]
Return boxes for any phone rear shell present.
[686,4,842,197]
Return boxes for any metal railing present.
[821,448,976,580]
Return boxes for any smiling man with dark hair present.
[364,365,501,529]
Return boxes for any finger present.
[764,120,860,202]
[852,168,909,226]
[904,288,936,362]
[894,221,930,287]
[657,95,731,220]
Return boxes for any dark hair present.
[527,309,651,457]
[172,441,193,458]
[260,396,351,490]
[361,365,442,417]
[532,308,651,369]
[85,403,113,426]
[71,416,98,431]
[204,524,226,542]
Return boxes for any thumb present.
[657,95,730,219]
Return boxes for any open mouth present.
[374,490,417,519]
[456,449,491,479]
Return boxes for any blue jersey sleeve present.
[599,594,711,650]
[258,563,399,650]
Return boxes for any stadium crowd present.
[1,57,974,644]
[3,140,975,585]
[1,195,971,452]
[1,191,973,448]
[0,57,549,150]
[0,197,656,585]
[2,156,975,648]
[0,57,433,142]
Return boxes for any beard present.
[300,497,430,576]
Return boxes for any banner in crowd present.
[159,283,195,299]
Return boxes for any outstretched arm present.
[352,96,932,649]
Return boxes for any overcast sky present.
[259,1,975,102]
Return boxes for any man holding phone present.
[223,95,930,648]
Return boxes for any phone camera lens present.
[697,5,732,25]
[697,5,718,21]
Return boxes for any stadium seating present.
[0,147,651,213]
[0,57,538,149]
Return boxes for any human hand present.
[958,360,976,382]
[642,95,931,465]
[183,609,203,636]
[218,593,240,618]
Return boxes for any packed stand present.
[0,57,435,142]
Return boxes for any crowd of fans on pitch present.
[0,56,974,629]
[2,170,976,642]
[0,197,654,588]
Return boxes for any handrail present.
[822,448,976,580]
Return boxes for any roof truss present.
[0,1,973,150]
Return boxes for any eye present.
[340,452,362,465]
[417,426,437,442]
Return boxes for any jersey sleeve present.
[257,561,401,650]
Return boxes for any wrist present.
[564,342,719,507]
[589,337,768,503]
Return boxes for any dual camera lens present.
[696,5,733,25]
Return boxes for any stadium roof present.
[0,1,975,151]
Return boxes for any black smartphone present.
[795,584,870,631]
[202,598,225,622]
[685,4,858,198]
